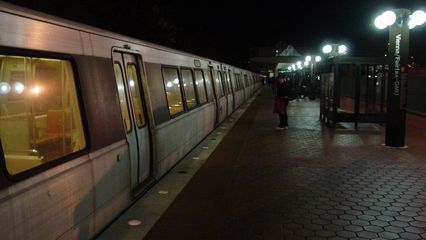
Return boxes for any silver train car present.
[0,1,262,239]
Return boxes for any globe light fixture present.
[0,82,11,94]
[322,44,348,57]
[13,82,25,94]
[315,56,322,62]
[32,86,41,95]
[338,45,347,54]
[305,56,312,62]
[373,8,425,147]
[322,45,332,54]
[374,10,397,29]
[409,10,426,29]
[129,80,135,87]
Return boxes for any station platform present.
[99,87,426,240]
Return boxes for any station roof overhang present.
[250,56,303,64]
[250,56,304,74]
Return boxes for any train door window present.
[244,74,249,87]
[114,64,132,132]
[241,74,245,88]
[0,55,86,175]
[236,74,241,90]
[223,72,230,94]
[126,64,145,127]
[162,67,184,116]
[226,72,231,93]
[228,70,234,92]
[215,70,224,97]
[181,69,197,109]
[194,70,207,104]
[204,69,214,101]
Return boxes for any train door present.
[211,68,226,124]
[206,67,219,124]
[242,73,246,101]
[112,51,152,194]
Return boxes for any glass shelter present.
[320,57,388,128]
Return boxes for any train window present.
[0,55,86,175]
[194,70,207,104]
[126,64,145,127]
[114,63,132,132]
[181,69,197,109]
[215,71,224,97]
[204,69,214,101]
[162,67,184,116]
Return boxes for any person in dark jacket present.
[274,77,291,129]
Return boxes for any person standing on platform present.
[273,76,291,129]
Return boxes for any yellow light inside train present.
[0,82,11,94]
[13,82,25,94]
[129,80,135,87]
[32,86,41,95]
[166,81,173,88]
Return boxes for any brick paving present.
[144,88,426,240]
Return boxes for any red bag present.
[273,97,286,114]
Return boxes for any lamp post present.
[375,9,426,147]
[303,55,322,99]
[322,44,348,57]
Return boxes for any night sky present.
[3,0,426,69]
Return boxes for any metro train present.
[0,2,262,239]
